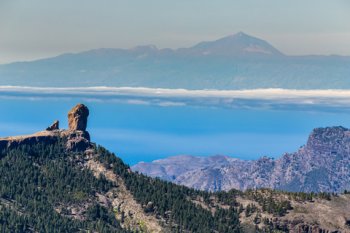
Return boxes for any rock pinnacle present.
[68,104,89,131]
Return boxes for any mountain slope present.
[133,126,350,193]
[1,104,350,232]
[1,32,350,89]
[0,104,243,233]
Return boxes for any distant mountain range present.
[133,126,350,193]
[1,32,350,89]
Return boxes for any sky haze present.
[1,0,350,64]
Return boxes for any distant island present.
[1,32,349,89]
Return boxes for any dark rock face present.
[68,104,89,131]
[0,140,8,152]
[46,120,59,131]
[133,126,350,193]
[65,130,91,152]
[0,132,61,153]
[7,135,59,150]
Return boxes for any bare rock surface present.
[85,155,163,233]
[0,104,91,152]
[68,104,89,131]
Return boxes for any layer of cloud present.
[1,86,350,111]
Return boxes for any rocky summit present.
[68,103,89,131]
[133,126,350,193]
[0,103,91,152]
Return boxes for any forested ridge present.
[0,141,241,232]
[95,146,241,233]
[0,141,128,232]
[1,140,349,232]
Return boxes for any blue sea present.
[1,92,350,165]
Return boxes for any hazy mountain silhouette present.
[1,32,349,89]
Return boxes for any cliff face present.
[274,126,350,192]
[68,104,89,131]
[133,126,350,193]
[0,104,91,153]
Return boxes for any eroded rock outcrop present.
[46,120,59,131]
[64,130,91,152]
[0,104,91,153]
[68,104,89,131]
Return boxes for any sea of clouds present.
[1,86,350,111]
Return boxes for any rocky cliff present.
[133,126,350,193]
[0,103,91,152]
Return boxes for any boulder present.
[68,104,89,131]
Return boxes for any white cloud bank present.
[1,86,350,109]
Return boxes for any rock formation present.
[0,104,91,152]
[68,104,89,131]
[64,130,91,152]
[46,120,59,131]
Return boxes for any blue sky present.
[1,0,350,63]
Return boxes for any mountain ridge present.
[1,32,284,66]
[5,32,349,65]
[1,104,350,232]
[1,32,350,90]
[133,126,350,193]
[180,32,284,57]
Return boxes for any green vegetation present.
[96,146,241,233]
[244,189,292,216]
[0,142,242,232]
[0,141,340,232]
[0,142,128,233]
